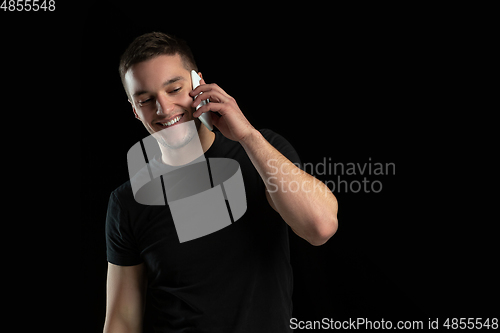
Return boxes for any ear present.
[128,99,141,120]
[198,72,203,80]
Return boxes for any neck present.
[160,121,215,166]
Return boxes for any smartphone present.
[191,70,213,131]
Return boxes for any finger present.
[193,101,225,118]
[192,90,225,108]
[189,83,214,97]
[190,82,231,99]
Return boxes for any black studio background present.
[77,2,498,332]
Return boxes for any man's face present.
[125,54,199,148]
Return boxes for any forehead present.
[124,54,189,96]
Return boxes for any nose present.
[156,94,175,115]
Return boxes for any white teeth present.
[161,116,182,127]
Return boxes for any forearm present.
[240,129,338,245]
[104,317,141,333]
[191,79,338,245]
[104,263,145,333]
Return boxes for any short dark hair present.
[118,32,198,98]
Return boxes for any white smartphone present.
[191,70,213,131]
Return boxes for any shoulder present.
[258,128,280,141]
[258,129,301,165]
[259,128,293,148]
[109,180,134,207]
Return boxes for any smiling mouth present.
[156,114,184,128]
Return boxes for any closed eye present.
[138,98,153,106]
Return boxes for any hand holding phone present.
[191,70,213,131]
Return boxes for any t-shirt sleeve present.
[105,191,143,266]
[259,129,301,167]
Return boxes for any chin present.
[152,119,198,149]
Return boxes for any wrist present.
[238,128,261,147]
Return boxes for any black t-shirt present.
[106,129,301,333]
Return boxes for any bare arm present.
[103,263,146,333]
[192,80,338,246]
[241,130,338,246]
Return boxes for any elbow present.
[309,194,339,246]
[309,214,338,246]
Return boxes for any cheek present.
[178,93,194,111]
[135,108,152,122]
[174,94,196,119]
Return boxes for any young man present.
[104,32,338,333]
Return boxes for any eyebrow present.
[132,76,185,97]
